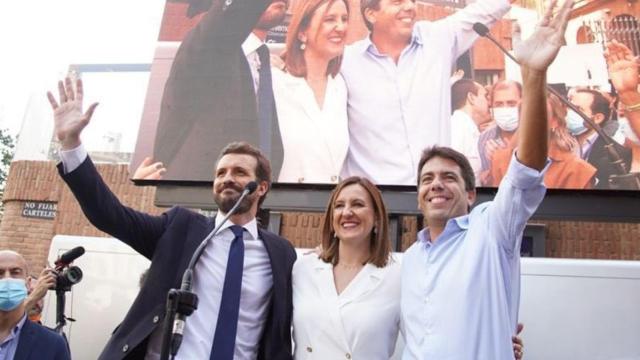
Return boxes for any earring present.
[372,227,377,236]
[300,42,306,50]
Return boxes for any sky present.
[0,0,165,157]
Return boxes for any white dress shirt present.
[292,254,401,359]
[242,33,265,94]
[401,155,549,360]
[340,0,510,185]
[450,109,481,185]
[60,146,273,360]
[272,68,349,183]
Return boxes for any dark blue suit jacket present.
[14,320,70,360]
[58,158,296,360]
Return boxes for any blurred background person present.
[489,93,597,189]
[450,79,491,184]
[567,89,631,188]
[605,39,640,173]
[274,0,350,184]
[0,250,70,360]
[25,268,56,324]
[478,80,522,185]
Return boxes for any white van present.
[43,236,640,359]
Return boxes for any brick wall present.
[0,161,163,274]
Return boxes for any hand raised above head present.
[605,40,639,96]
[513,0,574,72]
[46,77,99,150]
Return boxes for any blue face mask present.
[566,109,588,136]
[0,278,27,312]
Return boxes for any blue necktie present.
[256,44,274,156]
[210,225,245,360]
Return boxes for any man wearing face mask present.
[567,89,631,189]
[477,80,522,185]
[0,250,70,360]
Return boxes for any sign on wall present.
[22,202,57,220]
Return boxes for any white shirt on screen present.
[340,0,510,185]
[450,109,481,185]
[242,32,264,94]
[272,68,349,184]
[60,145,273,360]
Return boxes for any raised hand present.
[513,0,574,72]
[46,77,98,150]
[605,40,639,96]
[132,156,166,180]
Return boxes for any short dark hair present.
[416,146,475,191]
[217,142,272,207]
[451,79,479,112]
[320,176,391,268]
[360,0,382,31]
[577,89,610,122]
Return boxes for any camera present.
[54,266,83,292]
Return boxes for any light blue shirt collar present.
[361,27,424,57]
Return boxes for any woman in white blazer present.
[292,176,401,359]
[273,0,349,184]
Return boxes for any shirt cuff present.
[505,152,550,189]
[60,144,88,174]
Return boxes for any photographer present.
[25,268,57,323]
[0,250,70,360]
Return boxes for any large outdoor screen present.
[130,0,640,191]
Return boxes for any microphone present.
[472,22,489,37]
[472,22,632,181]
[54,247,85,270]
[163,180,260,358]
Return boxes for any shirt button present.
[306,346,312,352]
[122,344,129,352]
[330,175,338,182]
[153,315,160,323]
[346,353,352,359]
[297,177,305,183]
[424,297,430,304]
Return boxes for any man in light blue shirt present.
[340,0,512,185]
[401,1,574,358]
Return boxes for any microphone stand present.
[473,23,640,190]
[159,182,257,360]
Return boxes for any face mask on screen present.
[566,109,588,136]
[0,278,27,312]
[492,107,519,132]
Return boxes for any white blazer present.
[292,254,401,360]
[272,68,349,184]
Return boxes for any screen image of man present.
[46,79,296,359]
[0,250,70,360]
[450,79,491,184]
[477,79,522,184]
[339,0,512,185]
[400,1,572,358]
[152,0,286,181]
[568,89,631,189]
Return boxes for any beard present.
[214,185,255,214]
